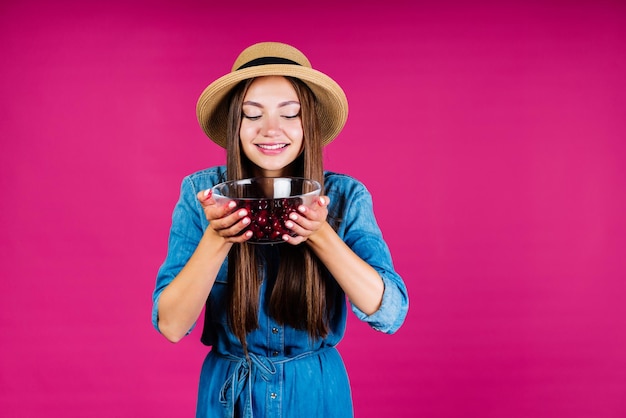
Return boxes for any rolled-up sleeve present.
[351,273,408,334]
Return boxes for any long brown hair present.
[225,77,335,352]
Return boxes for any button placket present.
[266,362,282,416]
[265,318,283,414]
[268,320,283,357]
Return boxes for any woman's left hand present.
[282,195,330,245]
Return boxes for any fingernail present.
[289,213,298,221]
[238,209,247,217]
[318,197,325,205]
[242,217,250,225]
[204,189,212,198]
[228,201,236,209]
[285,221,294,228]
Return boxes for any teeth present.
[258,144,287,150]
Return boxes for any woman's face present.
[240,76,304,177]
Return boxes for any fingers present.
[197,188,214,205]
[197,189,252,241]
[292,195,329,222]
[283,195,329,243]
[212,210,253,243]
[197,189,238,220]
[283,213,312,238]
[282,234,306,245]
[212,207,252,238]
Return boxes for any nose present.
[261,114,281,137]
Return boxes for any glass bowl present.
[211,177,322,244]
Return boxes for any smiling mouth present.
[257,144,288,150]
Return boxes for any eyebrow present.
[242,100,301,108]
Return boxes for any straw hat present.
[196,42,349,148]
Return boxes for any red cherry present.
[256,210,268,226]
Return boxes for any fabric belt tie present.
[218,347,332,417]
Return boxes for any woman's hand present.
[282,196,330,245]
[197,189,253,243]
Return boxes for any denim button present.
[270,392,277,400]
[272,327,279,334]
[272,351,279,357]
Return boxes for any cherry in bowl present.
[211,177,322,244]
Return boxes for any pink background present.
[1,1,625,417]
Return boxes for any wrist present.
[201,227,233,254]
[306,221,334,248]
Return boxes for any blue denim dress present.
[152,166,409,417]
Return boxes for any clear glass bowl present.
[211,177,322,244]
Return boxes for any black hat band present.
[237,57,301,70]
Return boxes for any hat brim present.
[196,64,348,148]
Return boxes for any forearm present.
[306,222,384,315]
[157,229,232,342]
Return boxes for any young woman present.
[152,42,409,417]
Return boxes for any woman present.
[152,42,409,417]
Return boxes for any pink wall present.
[1,1,625,417]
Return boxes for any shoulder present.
[181,165,228,193]
[323,172,380,235]
[324,171,370,198]
[323,171,373,222]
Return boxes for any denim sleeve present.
[340,184,409,334]
[151,176,206,334]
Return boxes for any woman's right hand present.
[197,189,253,243]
